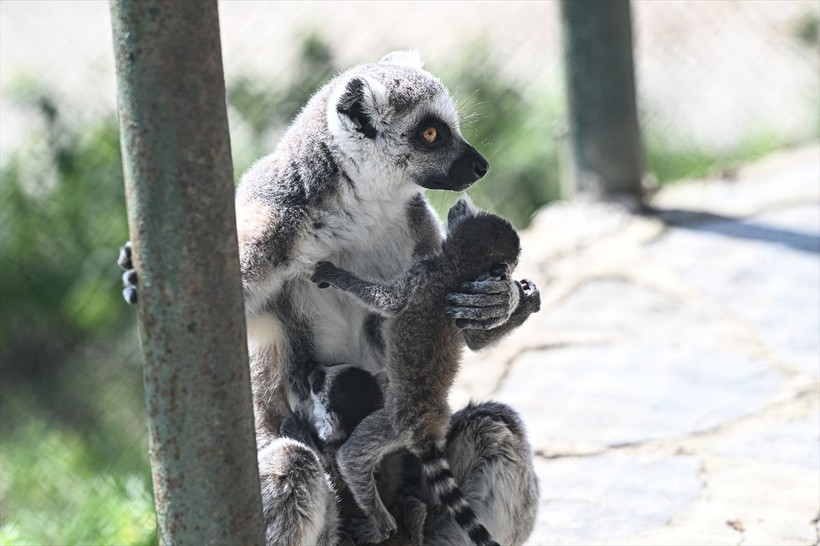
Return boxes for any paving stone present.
[697,459,819,546]
[538,280,722,348]
[455,146,820,546]
[497,345,786,452]
[526,454,701,545]
[604,458,820,546]
[648,204,820,377]
[711,411,820,470]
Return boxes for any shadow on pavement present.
[646,207,820,255]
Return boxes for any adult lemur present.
[311,197,523,546]
[120,51,540,545]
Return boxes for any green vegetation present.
[645,131,788,183]
[1,33,815,545]
[793,10,820,47]
[0,421,156,546]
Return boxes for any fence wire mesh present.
[0,1,818,543]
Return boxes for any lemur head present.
[327,51,489,192]
[307,365,384,444]
[443,197,521,281]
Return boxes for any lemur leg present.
[311,262,409,316]
[336,408,406,544]
[423,402,539,546]
[258,438,340,546]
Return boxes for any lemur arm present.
[311,261,412,317]
[410,195,538,348]
[236,197,309,316]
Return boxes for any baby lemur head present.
[308,365,384,445]
[443,197,521,282]
[327,51,488,193]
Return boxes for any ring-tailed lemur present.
[283,364,430,545]
[119,51,541,545]
[311,197,531,546]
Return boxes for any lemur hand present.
[311,261,341,289]
[445,263,517,329]
[118,241,138,305]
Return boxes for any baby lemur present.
[311,197,520,546]
[282,364,429,545]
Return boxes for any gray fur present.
[311,199,529,545]
[122,51,541,544]
[424,402,539,545]
[258,438,341,546]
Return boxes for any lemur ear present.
[335,76,387,139]
[447,195,477,234]
[379,50,424,70]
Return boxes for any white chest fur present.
[295,187,421,374]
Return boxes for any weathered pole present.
[560,0,644,204]
[109,2,264,544]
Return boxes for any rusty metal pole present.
[561,0,645,205]
[109,2,264,544]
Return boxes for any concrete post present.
[561,0,645,204]
[109,2,264,544]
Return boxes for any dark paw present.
[346,516,397,545]
[518,278,541,313]
[311,261,338,289]
[118,241,138,305]
[446,277,515,330]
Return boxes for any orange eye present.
[422,126,438,143]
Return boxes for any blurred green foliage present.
[0,83,153,544]
[429,45,562,227]
[228,32,337,174]
[0,33,814,545]
[0,93,129,387]
[793,10,820,47]
[0,421,156,546]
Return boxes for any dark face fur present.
[309,366,384,443]
[444,202,521,282]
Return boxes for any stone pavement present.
[451,144,820,546]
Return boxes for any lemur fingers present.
[448,277,518,329]
[446,292,508,308]
[117,241,138,305]
[458,279,509,295]
[446,305,508,321]
[456,316,508,330]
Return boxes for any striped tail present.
[418,443,499,546]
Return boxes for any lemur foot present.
[518,278,541,313]
[117,241,138,305]
[311,261,342,289]
[346,515,397,545]
[400,494,427,546]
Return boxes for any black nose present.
[447,145,490,189]
[473,154,489,178]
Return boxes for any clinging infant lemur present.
[311,197,524,546]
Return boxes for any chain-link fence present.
[1,1,818,543]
